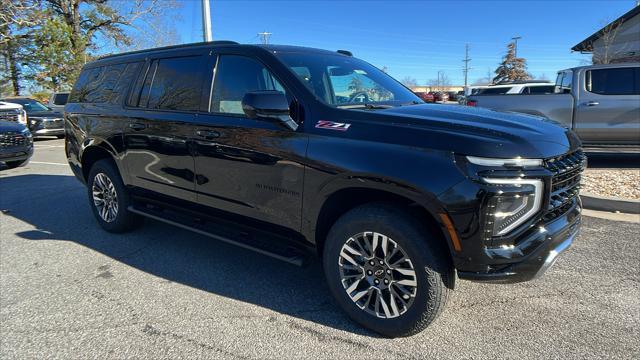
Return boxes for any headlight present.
[17,110,28,125]
[482,178,543,236]
[21,127,33,139]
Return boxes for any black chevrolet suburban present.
[65,41,584,337]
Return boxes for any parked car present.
[48,92,70,112]
[467,63,640,147]
[0,102,33,169]
[430,91,449,102]
[475,81,555,95]
[413,91,435,102]
[66,41,584,337]
[0,97,65,138]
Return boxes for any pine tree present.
[493,42,532,84]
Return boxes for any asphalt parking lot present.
[1,138,639,359]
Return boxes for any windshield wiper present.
[337,103,394,110]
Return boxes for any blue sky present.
[172,0,635,85]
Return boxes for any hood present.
[0,120,27,133]
[27,109,63,118]
[372,104,581,158]
[0,102,22,111]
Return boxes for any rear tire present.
[323,203,453,337]
[87,159,141,233]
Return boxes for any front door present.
[123,52,209,202]
[574,66,640,145]
[192,54,307,231]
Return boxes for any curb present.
[580,193,640,214]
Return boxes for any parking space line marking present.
[34,145,65,148]
[30,161,68,166]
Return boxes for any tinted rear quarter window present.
[586,67,639,95]
[69,62,142,104]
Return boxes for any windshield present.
[275,53,422,108]
[0,98,49,113]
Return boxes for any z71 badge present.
[315,120,351,131]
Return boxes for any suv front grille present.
[543,150,587,221]
[0,111,20,122]
[0,133,27,148]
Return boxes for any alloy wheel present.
[338,231,418,318]
[92,172,119,223]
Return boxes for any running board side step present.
[127,206,308,266]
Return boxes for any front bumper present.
[0,145,34,163]
[32,128,64,136]
[457,198,581,283]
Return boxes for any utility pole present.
[201,0,212,42]
[511,36,522,57]
[487,67,493,85]
[462,43,471,88]
[258,31,272,45]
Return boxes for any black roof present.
[572,5,640,52]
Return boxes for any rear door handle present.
[196,130,220,139]
[129,122,147,130]
[584,101,599,107]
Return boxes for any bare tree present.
[400,76,418,87]
[592,19,626,64]
[428,71,450,91]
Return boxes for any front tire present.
[323,203,453,337]
[87,159,141,233]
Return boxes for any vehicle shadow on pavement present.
[0,174,378,337]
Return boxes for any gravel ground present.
[582,169,640,200]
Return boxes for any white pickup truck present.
[467,63,640,148]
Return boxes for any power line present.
[462,43,472,88]
[258,31,272,45]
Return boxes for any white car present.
[477,81,556,95]
[0,101,27,125]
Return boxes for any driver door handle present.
[584,101,599,107]
[196,130,220,139]
[129,122,146,130]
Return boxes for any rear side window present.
[586,67,639,95]
[136,56,204,111]
[478,87,511,95]
[210,55,286,114]
[52,93,69,105]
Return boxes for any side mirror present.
[242,91,298,131]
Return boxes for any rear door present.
[574,66,640,144]
[191,52,308,231]
[122,51,209,202]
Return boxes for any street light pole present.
[511,36,522,57]
[202,0,213,42]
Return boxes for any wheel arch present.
[311,185,453,261]
[79,140,125,183]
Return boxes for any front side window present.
[210,55,286,114]
[586,67,638,95]
[275,53,420,108]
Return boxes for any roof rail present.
[97,40,240,61]
[337,50,353,56]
